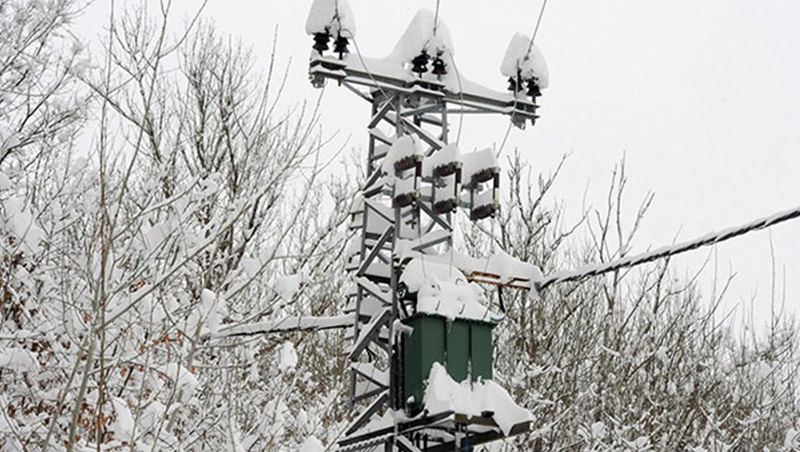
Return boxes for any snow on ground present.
[424,362,533,435]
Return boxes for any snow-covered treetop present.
[501,32,549,89]
[305,0,357,36]
[390,9,454,64]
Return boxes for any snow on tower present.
[305,5,546,450]
[502,32,549,99]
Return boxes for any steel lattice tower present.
[308,17,541,451]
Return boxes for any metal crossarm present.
[309,57,539,126]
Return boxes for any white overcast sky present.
[78,0,800,326]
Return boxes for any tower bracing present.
[306,3,549,450]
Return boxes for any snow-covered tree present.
[1,2,797,451]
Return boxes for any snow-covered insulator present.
[526,78,541,99]
[384,135,423,175]
[469,170,500,221]
[471,203,498,221]
[334,33,350,59]
[470,185,499,221]
[313,31,331,55]
[434,192,460,214]
[432,160,460,178]
[507,76,523,93]
[431,54,447,77]
[397,281,416,303]
[434,197,459,214]
[422,142,461,178]
[461,149,500,189]
[469,165,500,186]
[394,153,423,173]
[411,50,430,76]
[432,170,460,214]
[394,173,420,208]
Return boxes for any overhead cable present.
[537,203,800,291]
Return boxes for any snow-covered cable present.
[537,204,800,291]
[496,118,514,157]
[210,314,354,338]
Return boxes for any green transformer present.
[401,313,495,415]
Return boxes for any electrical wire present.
[498,0,549,158]
[445,48,465,145]
[527,0,549,57]
[433,0,441,37]
[537,203,800,291]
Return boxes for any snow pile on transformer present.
[400,259,500,322]
[424,362,533,435]
[501,32,549,89]
[305,0,356,36]
[396,248,544,292]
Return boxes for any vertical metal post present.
[441,101,454,249]
[389,93,404,412]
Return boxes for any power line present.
[499,0,549,157]
[537,203,800,291]
[527,0,549,56]
[433,0,441,36]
